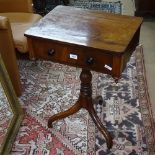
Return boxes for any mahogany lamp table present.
[25,5,143,149]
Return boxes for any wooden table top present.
[25,5,142,53]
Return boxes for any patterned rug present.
[0,83,13,147]
[33,0,122,15]
[68,0,122,14]
[10,46,155,155]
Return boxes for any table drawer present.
[32,39,113,74]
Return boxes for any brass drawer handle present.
[48,49,55,56]
[86,57,94,65]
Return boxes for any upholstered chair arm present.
[0,0,33,13]
[0,16,8,29]
[0,16,22,96]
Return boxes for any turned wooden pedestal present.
[48,69,113,148]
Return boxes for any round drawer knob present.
[48,49,55,56]
[86,57,94,65]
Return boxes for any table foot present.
[93,96,104,105]
[48,100,81,128]
[88,104,113,149]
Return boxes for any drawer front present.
[32,39,113,74]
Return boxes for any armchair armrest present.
[0,0,33,13]
[0,16,22,96]
[0,16,8,29]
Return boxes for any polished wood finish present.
[25,6,143,149]
[25,6,142,79]
[29,38,113,75]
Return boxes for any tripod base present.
[48,69,113,149]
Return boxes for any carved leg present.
[48,100,81,128]
[48,69,113,149]
[88,103,113,149]
[79,69,113,149]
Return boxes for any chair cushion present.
[0,12,42,53]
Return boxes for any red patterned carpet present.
[9,46,155,155]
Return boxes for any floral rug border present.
[135,45,155,153]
